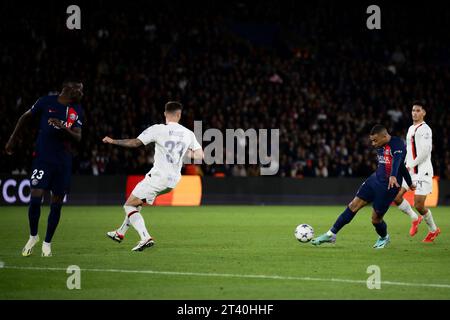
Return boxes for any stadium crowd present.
[1,1,449,179]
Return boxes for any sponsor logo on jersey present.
[377,155,390,164]
[65,107,78,128]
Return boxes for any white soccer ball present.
[294,224,314,243]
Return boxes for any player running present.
[393,102,440,242]
[311,125,415,249]
[5,80,84,257]
[102,101,203,252]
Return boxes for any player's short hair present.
[165,101,183,113]
[370,124,387,135]
[412,100,426,111]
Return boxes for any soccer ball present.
[294,224,314,243]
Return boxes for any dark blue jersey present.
[375,136,407,184]
[30,95,83,164]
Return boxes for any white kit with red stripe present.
[130,122,202,204]
[402,121,433,195]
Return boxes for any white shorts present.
[131,174,174,205]
[402,176,433,196]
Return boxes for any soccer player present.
[5,80,84,257]
[102,101,203,252]
[311,125,415,249]
[393,102,440,242]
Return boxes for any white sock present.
[124,205,151,241]
[30,235,39,240]
[129,213,151,241]
[117,206,140,236]
[326,230,335,236]
[117,218,130,236]
[43,241,51,247]
[423,209,437,232]
[398,199,419,221]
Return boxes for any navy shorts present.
[30,159,72,195]
[356,175,399,216]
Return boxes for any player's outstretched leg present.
[311,206,355,245]
[312,197,367,246]
[372,211,390,249]
[22,191,43,257]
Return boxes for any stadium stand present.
[1,1,449,178]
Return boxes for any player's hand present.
[5,138,14,155]
[388,176,400,189]
[409,183,416,191]
[102,136,115,144]
[48,118,64,129]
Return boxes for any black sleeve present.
[401,163,412,187]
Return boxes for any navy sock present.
[28,197,42,236]
[330,207,356,234]
[45,203,63,243]
[373,221,387,238]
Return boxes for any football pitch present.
[0,205,449,300]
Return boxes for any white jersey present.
[137,122,201,187]
[405,122,433,180]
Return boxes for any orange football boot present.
[422,227,441,243]
[409,215,423,236]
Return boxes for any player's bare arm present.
[48,118,82,142]
[5,110,33,155]
[102,136,143,148]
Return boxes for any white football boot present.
[22,235,40,257]
[107,230,124,243]
[41,242,52,257]
[131,237,155,252]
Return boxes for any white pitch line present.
[2,265,450,289]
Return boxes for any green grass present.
[0,205,449,299]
